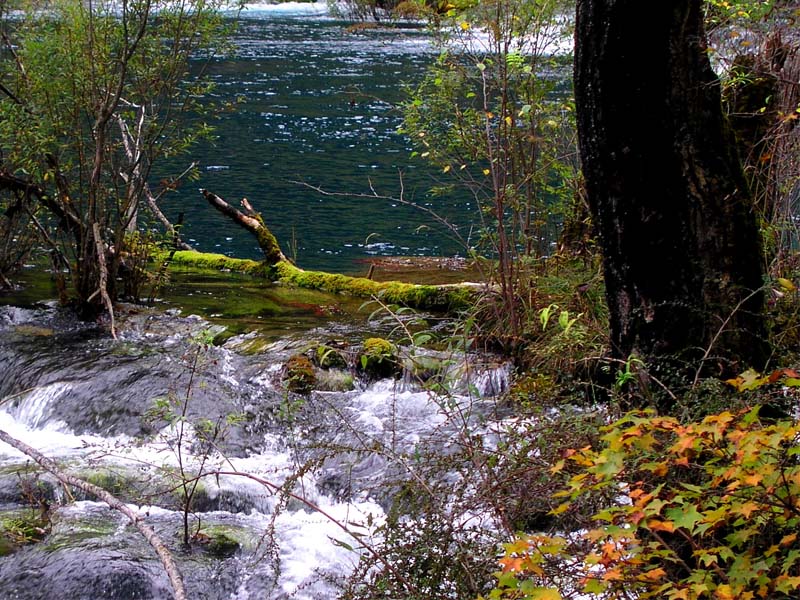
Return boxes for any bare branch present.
[0,428,187,600]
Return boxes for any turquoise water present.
[159,5,470,273]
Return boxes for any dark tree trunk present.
[574,0,769,390]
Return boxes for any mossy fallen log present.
[175,189,479,312]
[170,249,476,311]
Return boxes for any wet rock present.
[357,337,400,380]
[282,354,317,395]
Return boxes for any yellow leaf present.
[725,368,768,391]
[500,557,523,572]
[482,168,491,176]
[777,277,796,291]
[528,589,563,600]
[653,462,669,476]
[442,165,451,173]
[742,473,762,486]
[737,501,759,518]
[716,584,735,600]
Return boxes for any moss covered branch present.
[200,189,287,265]
[187,189,478,312]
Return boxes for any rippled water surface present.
[162,4,469,272]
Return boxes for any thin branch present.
[0,428,187,600]
[692,285,767,388]
[91,222,117,338]
[206,469,420,597]
[292,176,470,251]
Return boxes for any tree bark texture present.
[575,0,768,381]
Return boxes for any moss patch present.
[359,337,400,379]
[274,261,474,311]
[170,251,266,275]
[192,524,255,557]
[283,354,317,394]
[0,509,49,556]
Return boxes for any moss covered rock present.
[312,344,349,370]
[192,526,242,557]
[282,354,317,394]
[358,337,400,380]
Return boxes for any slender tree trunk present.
[574,0,768,390]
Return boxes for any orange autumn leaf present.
[647,519,675,533]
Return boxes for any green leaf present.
[329,537,354,552]
[527,588,562,600]
[665,503,703,534]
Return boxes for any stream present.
[0,269,511,599]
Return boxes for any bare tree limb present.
[91,222,117,339]
[200,188,287,264]
[0,428,187,600]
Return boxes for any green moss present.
[211,329,236,346]
[42,516,117,552]
[234,334,272,355]
[169,251,476,313]
[0,509,49,556]
[359,337,400,379]
[254,214,285,265]
[193,524,254,557]
[274,261,474,311]
[170,250,266,275]
[283,354,317,394]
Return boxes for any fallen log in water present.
[184,189,478,312]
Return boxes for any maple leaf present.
[665,504,703,533]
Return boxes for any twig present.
[692,286,767,388]
[292,176,469,250]
[207,469,420,597]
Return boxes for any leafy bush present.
[488,406,800,599]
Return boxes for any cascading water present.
[0,297,511,599]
